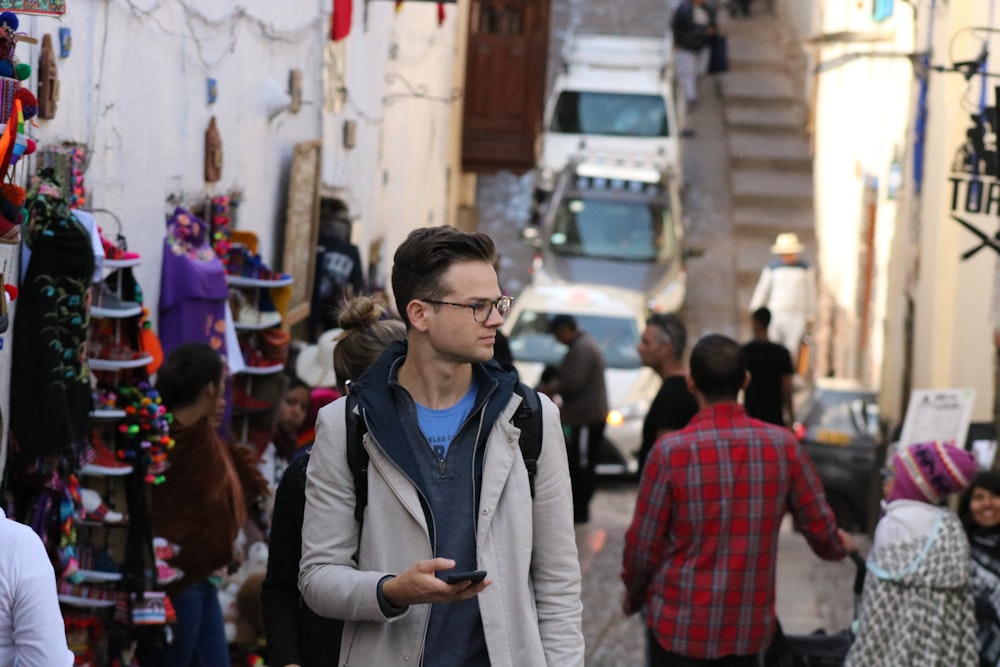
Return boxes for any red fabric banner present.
[331,0,352,41]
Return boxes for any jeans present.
[139,580,229,667]
[648,629,760,667]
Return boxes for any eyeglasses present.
[880,467,895,481]
[422,296,513,323]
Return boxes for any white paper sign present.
[898,388,976,451]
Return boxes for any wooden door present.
[462,0,550,173]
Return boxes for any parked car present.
[533,32,682,209]
[792,378,887,534]
[523,159,687,313]
[502,283,659,475]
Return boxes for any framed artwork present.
[280,141,321,328]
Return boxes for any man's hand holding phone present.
[382,558,491,607]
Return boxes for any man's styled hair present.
[689,334,746,401]
[647,313,687,360]
[391,226,498,328]
[752,307,772,328]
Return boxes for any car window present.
[806,393,880,437]
[508,309,641,369]
[549,91,669,137]
[549,196,675,263]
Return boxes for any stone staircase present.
[718,14,815,327]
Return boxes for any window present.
[508,311,641,369]
[549,91,669,138]
[549,195,675,263]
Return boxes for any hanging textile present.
[331,0,352,41]
[10,171,94,457]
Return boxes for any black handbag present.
[709,34,729,74]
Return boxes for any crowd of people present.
[2,224,998,667]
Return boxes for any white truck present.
[533,33,683,213]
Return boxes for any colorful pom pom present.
[24,138,34,155]
[13,62,30,81]
[0,12,19,31]
[0,183,24,206]
[16,87,36,120]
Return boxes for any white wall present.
[18,1,326,327]
[812,0,914,384]
[321,0,463,296]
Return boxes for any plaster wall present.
[321,1,464,296]
[911,0,998,421]
[812,0,913,385]
[19,1,327,328]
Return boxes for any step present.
[724,105,805,135]
[721,71,799,107]
[731,169,814,209]
[728,132,812,171]
[728,36,788,74]
[732,206,815,239]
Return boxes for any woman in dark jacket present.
[140,342,269,667]
[960,471,1000,667]
[262,296,405,667]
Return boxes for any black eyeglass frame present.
[421,296,513,323]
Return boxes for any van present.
[524,158,687,314]
[533,33,683,210]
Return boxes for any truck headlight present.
[607,403,646,426]
[648,281,685,314]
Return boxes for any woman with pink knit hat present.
[845,441,979,666]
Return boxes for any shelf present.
[91,303,143,319]
[227,274,293,288]
[238,364,285,376]
[76,569,123,583]
[103,257,142,269]
[89,355,154,371]
[81,462,134,477]
[234,313,283,331]
[90,409,126,420]
[59,594,117,608]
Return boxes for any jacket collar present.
[351,340,519,475]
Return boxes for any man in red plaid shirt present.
[621,334,854,666]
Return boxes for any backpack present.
[345,382,542,524]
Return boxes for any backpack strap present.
[512,382,543,499]
[345,393,369,524]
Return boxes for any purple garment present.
[158,207,230,361]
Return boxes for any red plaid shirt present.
[621,403,845,659]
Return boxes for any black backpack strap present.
[345,394,369,524]
[512,382,543,499]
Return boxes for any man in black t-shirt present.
[742,307,794,427]
[636,313,700,472]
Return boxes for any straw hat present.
[770,232,805,255]
[295,328,342,388]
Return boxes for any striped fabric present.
[622,403,846,659]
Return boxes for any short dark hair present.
[647,313,687,359]
[689,334,746,401]
[959,471,1000,537]
[752,307,772,328]
[549,314,577,333]
[156,343,224,410]
[391,226,498,328]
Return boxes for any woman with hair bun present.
[262,296,405,667]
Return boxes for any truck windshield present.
[549,91,668,137]
[548,195,676,263]
[507,310,642,369]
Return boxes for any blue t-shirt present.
[416,383,477,461]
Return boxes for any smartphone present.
[443,569,488,585]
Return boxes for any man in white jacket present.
[748,232,817,367]
[299,226,584,666]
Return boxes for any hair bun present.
[338,296,383,331]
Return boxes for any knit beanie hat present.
[889,441,977,504]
